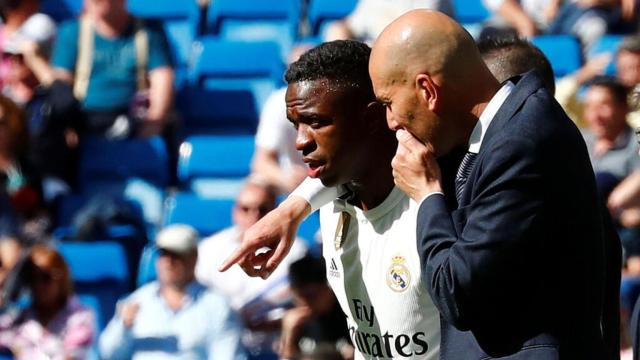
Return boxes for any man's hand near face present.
[392,129,443,203]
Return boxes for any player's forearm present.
[279,195,312,225]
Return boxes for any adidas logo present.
[329,258,340,278]
[330,259,338,271]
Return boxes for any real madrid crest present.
[333,211,351,250]
[387,254,411,292]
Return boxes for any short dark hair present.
[289,255,326,288]
[285,40,373,96]
[478,36,556,95]
[587,76,629,105]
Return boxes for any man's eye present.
[308,118,327,129]
[310,121,323,129]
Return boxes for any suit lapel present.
[459,71,545,207]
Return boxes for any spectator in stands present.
[477,35,556,94]
[0,0,56,104]
[279,255,352,360]
[580,77,640,254]
[557,36,640,127]
[0,94,42,223]
[251,86,306,193]
[0,244,95,359]
[481,0,560,38]
[251,45,311,194]
[583,77,638,188]
[100,224,246,360]
[0,193,18,237]
[51,0,174,138]
[324,0,453,44]
[196,176,307,357]
[1,8,78,201]
[0,234,23,283]
[617,35,640,89]
[548,0,637,54]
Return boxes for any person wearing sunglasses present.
[195,176,308,358]
[99,224,246,360]
[0,244,95,359]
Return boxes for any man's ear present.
[416,73,438,111]
[362,101,386,134]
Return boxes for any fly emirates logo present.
[349,299,429,358]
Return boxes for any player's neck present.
[349,141,396,211]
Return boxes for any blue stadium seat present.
[298,212,320,253]
[59,241,129,325]
[307,0,358,35]
[136,244,159,286]
[40,0,83,22]
[176,87,259,134]
[128,0,200,20]
[191,38,285,111]
[53,187,161,244]
[208,0,299,58]
[532,35,582,78]
[178,134,255,190]
[59,241,128,283]
[78,294,104,330]
[54,194,86,227]
[76,136,168,228]
[78,135,169,189]
[163,193,234,236]
[453,0,490,24]
[127,0,201,78]
[77,294,101,360]
[588,35,624,76]
[454,0,490,37]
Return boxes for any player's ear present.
[363,101,386,134]
[416,73,438,112]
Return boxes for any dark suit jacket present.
[417,71,620,359]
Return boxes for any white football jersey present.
[320,186,440,360]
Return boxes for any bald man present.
[373,10,615,360]
[221,11,618,360]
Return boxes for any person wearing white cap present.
[0,0,56,105]
[99,224,247,360]
[196,176,308,358]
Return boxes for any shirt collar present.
[611,127,633,150]
[468,81,515,153]
[154,280,205,311]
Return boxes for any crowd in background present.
[0,0,639,359]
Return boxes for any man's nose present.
[387,113,401,131]
[295,124,313,152]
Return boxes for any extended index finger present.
[218,241,255,272]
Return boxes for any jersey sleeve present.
[290,177,343,213]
